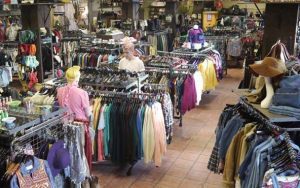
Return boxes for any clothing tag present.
[26,165,33,170]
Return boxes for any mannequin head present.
[66,66,81,85]
[122,40,135,61]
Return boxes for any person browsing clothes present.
[118,37,145,72]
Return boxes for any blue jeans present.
[244,137,274,188]
[272,88,300,108]
[269,104,300,119]
[280,75,300,89]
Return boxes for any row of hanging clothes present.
[157,48,223,81]
[207,97,300,188]
[0,119,86,188]
[61,38,80,67]
[0,43,17,87]
[226,34,260,59]
[204,35,228,74]
[147,31,170,53]
[0,15,21,42]
[145,67,201,117]
[144,50,222,127]
[71,47,120,68]
[0,115,98,187]
[82,91,171,171]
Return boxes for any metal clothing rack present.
[205,35,228,74]
[158,46,214,58]
[238,97,298,163]
[145,65,196,127]
[239,97,300,132]
[80,67,148,94]
[0,107,67,156]
[0,41,19,48]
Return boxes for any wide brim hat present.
[249,57,287,78]
[47,140,70,177]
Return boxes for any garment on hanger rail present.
[208,101,300,188]
[90,95,169,167]
[64,123,90,184]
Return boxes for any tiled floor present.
[92,69,243,188]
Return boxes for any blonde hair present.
[66,66,81,83]
[121,37,135,51]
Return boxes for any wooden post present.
[20,3,53,83]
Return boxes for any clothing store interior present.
[1,0,300,188]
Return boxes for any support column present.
[122,0,140,21]
[21,4,53,83]
[165,1,178,34]
[88,0,93,32]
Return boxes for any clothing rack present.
[60,38,81,42]
[0,42,19,47]
[0,107,67,154]
[80,68,148,93]
[147,31,168,36]
[158,46,215,58]
[238,97,299,170]
[145,67,192,128]
[239,97,300,132]
[78,46,121,52]
[90,90,169,175]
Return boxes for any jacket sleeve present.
[44,160,55,188]
[10,175,19,188]
[222,131,242,188]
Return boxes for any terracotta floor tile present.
[202,183,222,188]
[186,169,210,182]
[179,151,201,161]
[166,165,190,177]
[201,148,213,156]
[206,173,223,185]
[178,179,203,188]
[98,174,114,187]
[165,149,181,158]
[157,175,184,187]
[130,180,155,188]
[139,170,165,183]
[173,158,195,169]
[197,155,210,163]
[190,162,210,172]
[105,176,137,188]
[155,184,177,188]
[184,145,206,153]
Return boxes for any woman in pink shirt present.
[57,66,91,121]
[57,66,93,169]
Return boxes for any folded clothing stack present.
[269,74,300,119]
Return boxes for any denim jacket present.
[10,156,54,188]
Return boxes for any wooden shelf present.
[233,89,300,123]
[0,9,21,17]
